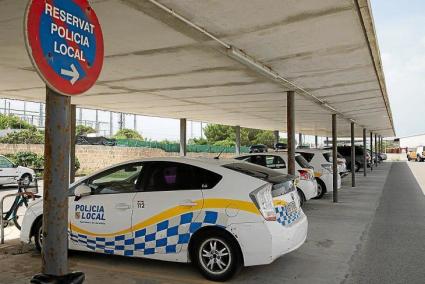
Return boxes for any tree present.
[0,114,35,130]
[113,128,143,140]
[76,125,96,136]
[0,129,44,144]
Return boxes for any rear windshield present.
[295,155,313,169]
[223,162,294,184]
[299,152,314,162]
[323,153,332,162]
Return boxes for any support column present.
[95,109,99,132]
[235,125,241,155]
[42,87,70,275]
[70,105,76,184]
[39,102,44,127]
[375,133,378,166]
[326,137,329,146]
[370,132,373,171]
[134,114,137,131]
[273,130,279,147]
[351,122,356,187]
[315,135,318,148]
[298,132,302,147]
[109,111,113,137]
[180,118,187,157]
[363,128,367,177]
[287,91,295,175]
[332,114,338,203]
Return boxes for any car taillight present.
[249,183,276,221]
[298,169,311,180]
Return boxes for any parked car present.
[234,153,318,205]
[249,144,268,153]
[415,146,425,162]
[337,146,369,172]
[296,149,342,198]
[21,157,307,281]
[407,150,417,161]
[0,155,35,186]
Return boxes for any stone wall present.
[0,144,235,174]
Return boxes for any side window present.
[144,162,221,192]
[0,157,14,168]
[299,152,314,163]
[249,155,267,167]
[264,156,286,169]
[74,163,144,195]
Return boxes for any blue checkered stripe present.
[69,210,227,256]
[275,206,300,226]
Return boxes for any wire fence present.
[116,139,250,153]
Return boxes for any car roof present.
[296,149,330,154]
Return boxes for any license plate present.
[286,201,297,215]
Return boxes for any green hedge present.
[116,139,249,153]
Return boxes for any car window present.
[0,156,14,168]
[265,156,286,169]
[247,155,267,167]
[80,163,144,195]
[298,152,314,163]
[295,155,313,169]
[323,153,332,162]
[144,162,221,192]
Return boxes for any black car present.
[249,144,268,153]
[337,146,369,172]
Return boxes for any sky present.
[371,0,425,137]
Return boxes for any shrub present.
[0,129,44,144]
[6,151,80,171]
[76,125,96,136]
[113,129,143,140]
[0,114,35,130]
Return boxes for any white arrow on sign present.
[60,64,80,85]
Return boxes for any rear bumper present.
[229,211,308,266]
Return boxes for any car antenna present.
[214,148,225,159]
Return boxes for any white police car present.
[21,157,307,281]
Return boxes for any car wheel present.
[313,179,326,199]
[34,218,43,252]
[297,188,306,207]
[192,231,242,281]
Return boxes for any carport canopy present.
[0,0,395,137]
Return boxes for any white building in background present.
[399,133,425,148]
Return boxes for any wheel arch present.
[315,177,327,193]
[29,214,43,240]
[188,225,244,265]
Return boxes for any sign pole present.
[42,86,71,276]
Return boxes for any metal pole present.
[235,125,241,155]
[351,122,356,187]
[315,135,318,148]
[370,132,373,171]
[109,111,113,137]
[287,91,295,175]
[79,107,83,123]
[70,105,76,184]
[298,132,302,147]
[134,114,137,131]
[42,87,70,276]
[326,137,329,146]
[274,130,279,147]
[375,133,378,166]
[332,114,338,203]
[39,102,44,127]
[180,118,187,157]
[95,109,99,132]
[363,128,367,177]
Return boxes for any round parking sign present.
[25,0,104,96]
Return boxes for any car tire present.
[191,230,242,282]
[34,217,43,252]
[313,178,326,199]
[297,188,306,207]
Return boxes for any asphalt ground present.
[0,162,424,283]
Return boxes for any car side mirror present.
[74,184,91,201]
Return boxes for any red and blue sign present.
[25,0,104,96]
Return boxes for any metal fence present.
[116,139,250,153]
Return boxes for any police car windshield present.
[223,162,294,184]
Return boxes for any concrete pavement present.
[1,162,424,283]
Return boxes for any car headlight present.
[250,183,276,221]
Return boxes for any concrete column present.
[180,118,187,157]
[287,91,295,175]
[298,132,302,147]
[274,130,279,147]
[351,122,356,187]
[363,128,367,177]
[315,135,318,148]
[370,132,373,171]
[70,105,76,184]
[235,125,241,155]
[42,87,70,275]
[332,114,338,203]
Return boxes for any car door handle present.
[115,203,131,210]
[179,200,198,207]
